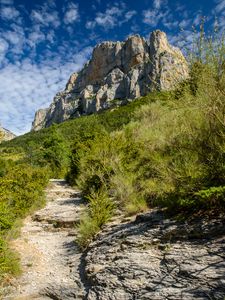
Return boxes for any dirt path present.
[5,179,85,300]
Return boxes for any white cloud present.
[28,30,46,48]
[143,9,165,27]
[142,0,171,28]
[94,6,123,29]
[179,19,191,29]
[124,10,137,22]
[214,0,225,13]
[0,38,8,64]
[193,13,202,26]
[213,0,225,29]
[0,0,13,4]
[63,2,80,24]
[0,47,92,135]
[153,0,167,9]
[0,6,19,21]
[0,38,8,54]
[31,3,60,28]
[86,4,136,30]
[0,1,92,135]
[95,13,116,29]
[86,20,95,30]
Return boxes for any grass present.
[77,189,115,248]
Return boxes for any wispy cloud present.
[0,47,92,135]
[143,9,164,27]
[213,0,225,28]
[214,0,225,13]
[142,0,170,27]
[124,10,137,22]
[0,5,19,21]
[0,0,90,134]
[63,2,80,24]
[0,0,13,5]
[153,0,167,10]
[86,3,136,30]
[30,2,60,28]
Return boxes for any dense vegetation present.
[72,61,225,247]
[0,159,49,287]
[0,25,224,280]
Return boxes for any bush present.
[0,161,49,284]
[195,186,225,209]
[0,237,20,284]
[25,126,70,178]
[77,189,115,248]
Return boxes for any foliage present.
[188,19,225,76]
[195,186,225,209]
[25,126,70,178]
[70,27,224,246]
[0,159,49,284]
[0,237,20,283]
[77,189,115,248]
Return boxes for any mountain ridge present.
[32,30,189,131]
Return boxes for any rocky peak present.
[32,30,189,131]
[31,108,49,132]
[0,126,16,142]
[150,30,169,54]
[65,72,78,92]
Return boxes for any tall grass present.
[70,26,225,247]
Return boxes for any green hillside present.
[0,29,224,282]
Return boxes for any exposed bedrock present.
[32,30,189,131]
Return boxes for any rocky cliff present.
[32,30,189,131]
[0,126,16,142]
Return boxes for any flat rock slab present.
[5,180,85,300]
[85,210,225,300]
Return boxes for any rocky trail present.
[4,180,225,300]
[5,179,86,300]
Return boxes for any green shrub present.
[77,189,115,248]
[0,162,49,284]
[195,186,225,208]
[0,238,20,282]
[76,213,100,249]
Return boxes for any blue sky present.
[0,0,224,135]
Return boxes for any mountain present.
[0,126,16,142]
[32,30,189,131]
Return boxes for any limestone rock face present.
[84,211,225,299]
[0,126,16,141]
[32,30,189,131]
[32,108,49,131]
